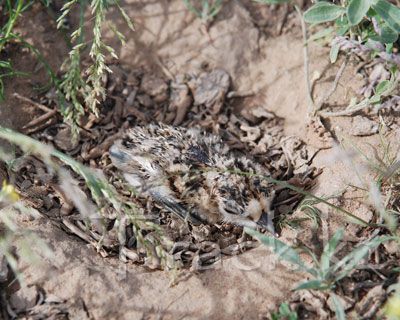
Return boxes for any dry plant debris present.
[6,66,317,273]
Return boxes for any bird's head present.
[215,176,274,231]
[109,142,132,172]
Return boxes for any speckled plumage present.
[109,124,274,229]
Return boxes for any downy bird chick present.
[109,124,274,230]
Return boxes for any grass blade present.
[330,293,346,320]
[245,227,316,275]
[295,279,329,290]
[320,228,344,275]
[333,235,394,281]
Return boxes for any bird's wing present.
[148,185,204,225]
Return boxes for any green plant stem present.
[315,56,349,113]
[0,125,174,269]
[11,34,59,84]
[0,0,24,52]
[294,4,315,116]
[319,99,371,117]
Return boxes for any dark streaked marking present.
[187,144,210,165]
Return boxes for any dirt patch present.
[1,0,399,319]
[8,61,317,273]
[0,3,67,132]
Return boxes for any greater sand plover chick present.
[109,124,274,230]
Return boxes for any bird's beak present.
[109,145,127,161]
[257,212,275,234]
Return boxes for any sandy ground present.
[0,1,396,319]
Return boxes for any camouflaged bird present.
[109,124,274,230]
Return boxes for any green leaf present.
[308,27,334,42]
[295,279,330,290]
[347,0,372,25]
[304,2,346,24]
[182,0,201,17]
[380,24,399,43]
[333,236,393,281]
[0,61,12,69]
[372,0,400,32]
[279,303,298,320]
[321,228,344,275]
[245,228,310,272]
[366,7,378,17]
[330,293,346,320]
[335,16,350,35]
[375,80,391,95]
[370,20,399,43]
[278,303,290,314]
[369,94,382,104]
[330,42,340,63]
[271,303,298,320]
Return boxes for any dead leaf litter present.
[7,66,317,272]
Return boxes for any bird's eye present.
[224,207,238,215]
[223,201,241,215]
[122,138,135,148]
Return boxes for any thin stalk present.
[11,34,59,85]
[315,56,349,112]
[78,0,87,44]
[0,0,24,52]
[319,99,371,117]
[294,4,315,116]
